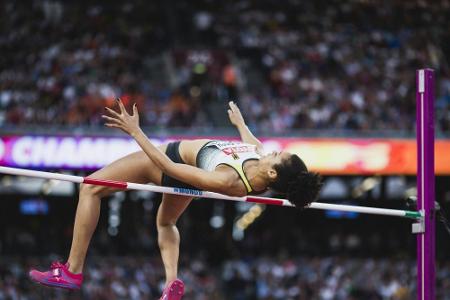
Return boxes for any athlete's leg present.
[67,150,163,274]
[157,194,193,283]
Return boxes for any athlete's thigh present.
[157,193,194,226]
[84,150,164,196]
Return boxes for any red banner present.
[275,138,450,175]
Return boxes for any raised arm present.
[102,99,234,194]
[227,101,264,153]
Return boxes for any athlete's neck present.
[243,160,268,193]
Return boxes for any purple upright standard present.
[416,69,435,300]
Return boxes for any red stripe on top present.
[83,178,128,189]
[246,197,284,206]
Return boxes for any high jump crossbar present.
[0,165,422,220]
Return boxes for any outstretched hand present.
[227,101,245,127]
[102,99,141,136]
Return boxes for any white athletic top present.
[196,140,261,193]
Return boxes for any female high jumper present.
[29,100,322,300]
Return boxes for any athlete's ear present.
[267,168,277,180]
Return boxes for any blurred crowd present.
[3,194,450,299]
[1,0,449,134]
[1,255,450,300]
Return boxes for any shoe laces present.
[50,261,66,277]
[50,261,65,269]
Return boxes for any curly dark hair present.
[268,154,322,208]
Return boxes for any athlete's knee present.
[157,217,178,229]
[79,183,111,198]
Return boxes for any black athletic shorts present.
[161,141,197,190]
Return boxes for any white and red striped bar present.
[0,166,422,219]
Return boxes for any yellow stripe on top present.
[196,140,261,194]
[224,162,253,193]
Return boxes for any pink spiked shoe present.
[159,279,185,300]
[29,261,83,290]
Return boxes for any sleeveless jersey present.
[196,140,261,193]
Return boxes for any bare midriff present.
[178,139,211,166]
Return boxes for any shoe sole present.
[29,274,80,291]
